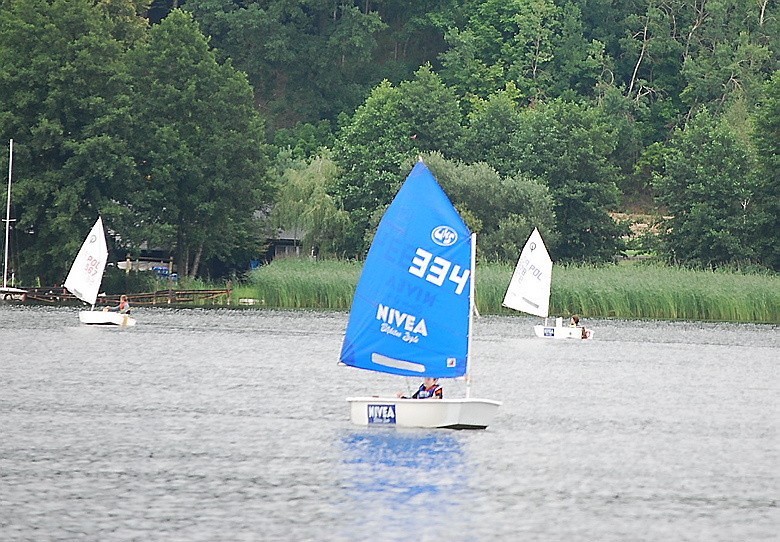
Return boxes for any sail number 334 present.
[408,248,470,295]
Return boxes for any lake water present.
[0,305,776,541]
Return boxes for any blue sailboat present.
[341,160,501,429]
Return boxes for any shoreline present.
[230,259,779,324]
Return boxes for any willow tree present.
[267,154,352,258]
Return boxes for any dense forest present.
[0,0,777,285]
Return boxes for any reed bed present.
[236,259,779,323]
[242,259,359,309]
[480,262,779,323]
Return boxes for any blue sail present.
[339,161,473,378]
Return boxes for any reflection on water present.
[341,431,464,497]
[339,431,471,539]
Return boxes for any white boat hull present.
[346,396,501,430]
[1,286,27,301]
[79,311,136,326]
[533,324,592,339]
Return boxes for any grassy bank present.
[236,259,779,323]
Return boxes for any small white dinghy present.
[340,160,501,430]
[64,216,136,326]
[503,228,591,339]
[533,317,592,339]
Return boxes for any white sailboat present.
[2,139,26,301]
[503,227,591,339]
[341,160,501,429]
[64,216,135,326]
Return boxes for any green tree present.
[331,65,463,255]
[678,0,774,114]
[368,0,463,80]
[597,85,651,201]
[423,152,557,262]
[653,109,763,267]
[456,87,524,177]
[439,0,562,102]
[123,10,272,278]
[511,99,626,261]
[681,33,771,116]
[613,0,775,140]
[751,72,780,270]
[0,0,144,285]
[619,1,685,105]
[331,80,412,243]
[548,2,608,99]
[184,0,386,129]
[272,120,335,161]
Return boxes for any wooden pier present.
[21,287,232,306]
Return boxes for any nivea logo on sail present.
[431,226,458,246]
[377,304,427,343]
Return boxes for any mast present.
[466,233,476,398]
[3,139,12,289]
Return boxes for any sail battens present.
[371,353,425,373]
[521,297,540,309]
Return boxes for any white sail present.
[502,227,552,318]
[64,217,108,306]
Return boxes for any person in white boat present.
[104,294,131,314]
[570,314,590,339]
[396,377,443,399]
